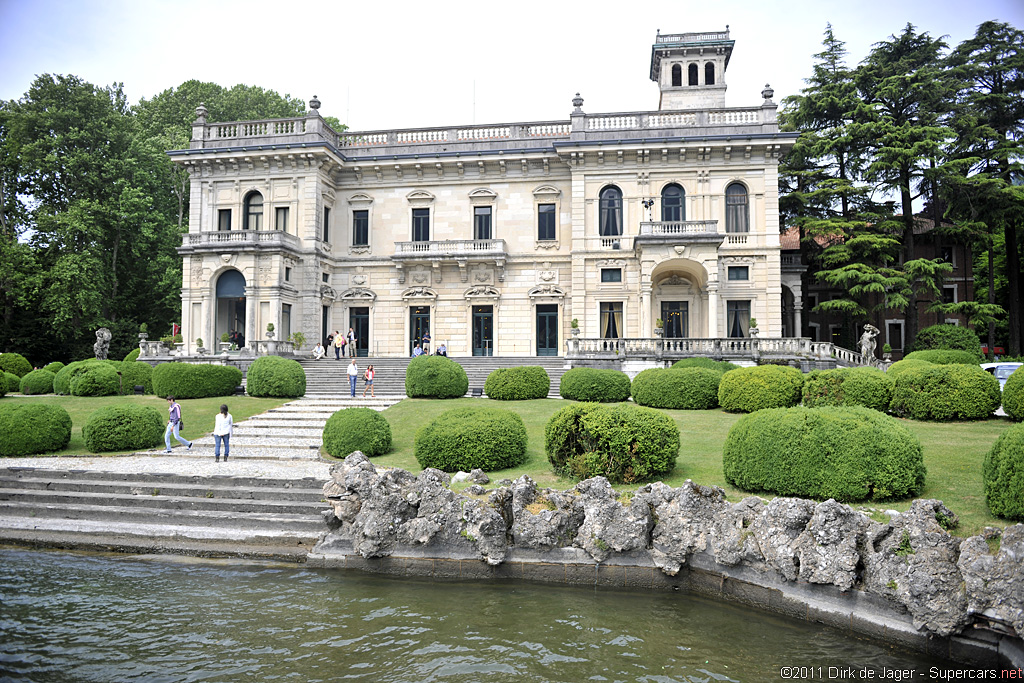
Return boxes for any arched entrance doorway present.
[216,270,246,346]
[647,259,710,337]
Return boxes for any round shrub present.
[911,324,982,358]
[82,405,164,453]
[119,361,153,395]
[886,358,934,377]
[631,367,721,410]
[983,423,1024,520]
[123,347,141,363]
[903,349,981,366]
[670,357,741,374]
[1004,367,1024,422]
[405,356,469,399]
[718,365,804,413]
[2,372,20,393]
[890,363,1001,421]
[53,360,117,395]
[71,362,121,397]
[20,369,56,395]
[802,367,893,412]
[0,352,32,378]
[42,361,65,374]
[151,362,243,399]
[246,356,306,398]
[0,403,72,456]
[558,367,631,402]
[323,407,393,457]
[484,366,550,400]
[545,402,679,484]
[723,406,925,502]
[415,407,527,472]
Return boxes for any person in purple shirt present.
[164,396,193,453]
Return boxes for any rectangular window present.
[323,207,331,243]
[726,300,751,337]
[284,267,292,282]
[600,268,622,283]
[474,206,492,240]
[275,207,289,232]
[887,321,904,351]
[282,303,292,339]
[412,208,430,242]
[940,246,954,265]
[537,203,556,241]
[353,210,369,246]
[808,293,819,310]
[942,286,956,305]
[322,273,329,284]
[218,209,231,231]
[599,302,623,338]
[727,266,749,281]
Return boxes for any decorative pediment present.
[597,259,627,268]
[532,184,561,199]
[320,285,338,300]
[657,274,696,294]
[340,287,376,302]
[528,284,566,299]
[406,190,435,206]
[464,285,500,301]
[347,192,373,206]
[402,286,437,300]
[321,188,337,203]
[468,188,498,205]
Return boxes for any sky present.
[1,0,1022,132]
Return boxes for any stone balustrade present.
[655,30,731,44]
[392,238,508,259]
[179,230,301,252]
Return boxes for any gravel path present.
[0,453,333,480]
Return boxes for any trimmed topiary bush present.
[119,361,153,395]
[631,367,721,410]
[718,365,804,413]
[0,352,32,378]
[53,360,119,396]
[983,423,1024,520]
[558,367,632,402]
[484,366,550,400]
[886,358,934,377]
[802,367,893,412]
[415,406,527,471]
[890,363,1001,421]
[82,405,164,453]
[2,371,20,393]
[19,369,56,395]
[124,347,141,363]
[151,362,243,399]
[723,406,925,502]
[246,356,306,398]
[42,361,65,374]
[670,357,741,374]
[405,356,469,399]
[323,407,393,457]
[545,402,679,484]
[0,403,73,456]
[1004,367,1024,422]
[910,324,982,358]
[903,349,981,366]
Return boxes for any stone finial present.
[761,84,775,102]
[309,95,321,111]
[572,93,584,114]
[194,103,208,124]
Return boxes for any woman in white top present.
[213,404,234,462]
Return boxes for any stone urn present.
[748,327,759,338]
[570,327,580,337]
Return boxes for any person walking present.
[347,358,358,397]
[347,327,357,357]
[332,331,342,360]
[362,364,375,398]
[213,404,233,462]
[164,396,192,453]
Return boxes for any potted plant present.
[289,331,306,351]
[570,318,580,337]
[654,318,664,337]
[195,338,207,355]
[748,318,759,338]
[138,323,148,341]
[266,322,275,339]
[882,343,892,362]
[220,332,232,351]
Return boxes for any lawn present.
[0,394,289,456]
[368,397,1015,538]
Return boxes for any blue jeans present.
[349,375,357,396]
[214,434,230,458]
[164,421,188,450]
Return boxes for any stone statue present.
[860,324,879,359]
[93,327,112,360]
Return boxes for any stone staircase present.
[299,356,569,398]
[0,468,329,560]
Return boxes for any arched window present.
[243,192,263,231]
[705,63,716,86]
[725,183,749,233]
[661,184,685,222]
[671,64,682,87]
[688,64,699,86]
[599,186,622,236]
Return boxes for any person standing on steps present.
[347,327,357,357]
[347,358,358,397]
[332,331,342,360]
[362,364,375,398]
[164,396,193,453]
[213,404,233,462]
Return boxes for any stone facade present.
[172,30,797,357]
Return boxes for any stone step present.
[0,467,324,491]
[0,474,325,502]
[232,427,324,438]
[242,418,332,428]
[190,436,322,448]
[0,488,326,515]
[140,446,322,460]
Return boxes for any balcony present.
[177,230,301,255]
[391,239,509,282]
[634,220,724,248]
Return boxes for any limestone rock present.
[510,475,582,550]
[469,469,490,485]
[638,480,729,575]
[792,499,868,592]
[750,497,815,582]
[574,477,652,563]
[958,525,1024,638]
[712,496,765,567]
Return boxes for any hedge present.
[246,356,306,398]
[802,367,893,412]
[405,356,469,399]
[415,406,527,471]
[0,403,73,456]
[889,363,1001,421]
[20,369,56,395]
[2,371,20,393]
[484,366,550,400]
[670,357,741,374]
[723,406,926,502]
[151,362,242,399]
[1004,367,1024,422]
[886,358,934,377]
[718,365,804,413]
[545,402,679,484]
[124,347,141,363]
[0,352,32,378]
[631,367,721,410]
[983,423,1024,520]
[322,407,393,458]
[82,405,164,453]
[910,324,982,358]
[42,361,65,374]
[119,361,153,395]
[558,367,632,402]
[903,349,981,366]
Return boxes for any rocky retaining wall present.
[310,453,1024,666]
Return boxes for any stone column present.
[639,285,652,337]
[793,295,803,338]
[707,282,720,337]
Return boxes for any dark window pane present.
[599,186,622,236]
[727,300,751,338]
[601,268,622,283]
[727,266,749,281]
[538,203,556,241]
[353,210,369,246]
[600,302,623,338]
[474,206,492,240]
[218,209,231,231]
[244,192,263,230]
[725,183,748,233]
[661,184,684,222]
[323,207,331,243]
[688,64,698,86]
[275,206,288,232]
[412,208,430,242]
[671,64,682,87]
[705,62,715,85]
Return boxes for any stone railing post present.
[570,93,586,141]
[190,103,208,150]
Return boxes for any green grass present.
[367,397,1014,538]
[0,394,289,456]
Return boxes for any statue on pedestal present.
[93,327,112,360]
[860,324,879,359]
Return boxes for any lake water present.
[0,547,958,682]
